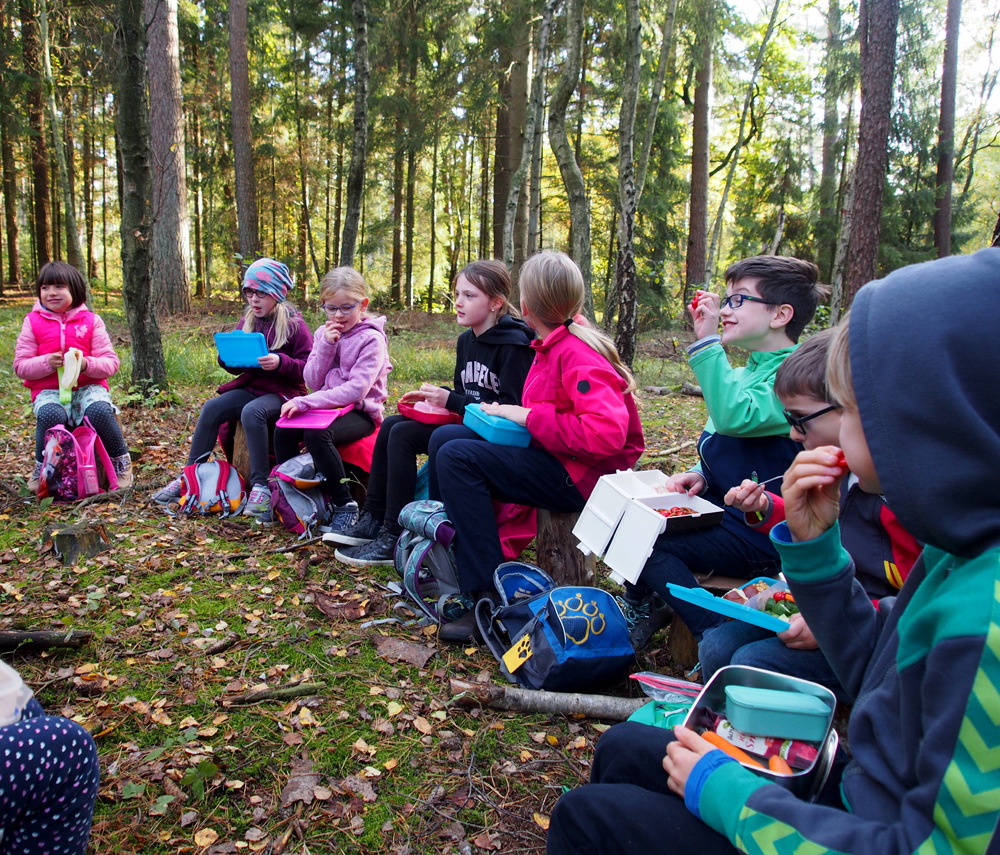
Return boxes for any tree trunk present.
[192,109,204,297]
[527,89,545,255]
[635,0,679,206]
[613,0,640,367]
[933,0,961,258]
[685,23,714,293]
[116,0,167,392]
[333,91,344,266]
[493,69,512,259]
[0,6,21,287]
[829,165,855,323]
[83,83,95,283]
[548,0,593,315]
[478,125,489,259]
[292,38,321,283]
[842,0,899,308]
[428,127,438,311]
[21,0,53,270]
[509,22,530,294]
[339,0,368,268]
[145,0,191,313]
[817,0,841,281]
[229,0,259,262]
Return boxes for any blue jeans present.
[698,620,848,701]
[631,524,781,640]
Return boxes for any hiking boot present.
[334,528,398,567]
[243,484,271,518]
[26,460,42,494]
[326,501,359,538]
[322,508,381,547]
[153,476,183,504]
[438,595,492,644]
[616,591,673,651]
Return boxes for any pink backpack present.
[38,418,119,502]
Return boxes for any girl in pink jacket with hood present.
[14,262,131,491]
[436,251,645,642]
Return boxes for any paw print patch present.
[577,380,591,394]
[502,633,533,673]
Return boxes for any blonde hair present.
[456,260,519,319]
[826,314,856,409]
[519,251,636,393]
[320,267,369,312]
[241,298,297,350]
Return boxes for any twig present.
[642,439,697,459]
[0,481,21,499]
[216,536,322,563]
[203,632,239,656]
[0,630,94,652]
[220,681,326,706]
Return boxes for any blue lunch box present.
[463,403,532,447]
[724,685,832,742]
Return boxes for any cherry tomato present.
[834,449,848,473]
[692,292,701,310]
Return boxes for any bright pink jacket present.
[522,323,644,498]
[14,302,120,401]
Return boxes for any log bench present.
[536,509,596,586]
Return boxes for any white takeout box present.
[573,469,724,586]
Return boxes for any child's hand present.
[79,357,88,374]
[664,471,707,496]
[280,400,301,420]
[782,446,847,543]
[419,383,450,409]
[663,725,716,799]
[398,389,426,404]
[480,402,530,426]
[725,479,768,514]
[690,290,720,340]
[47,352,64,371]
[257,354,280,371]
[323,321,342,344]
[778,614,818,649]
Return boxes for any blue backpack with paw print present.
[475,562,634,692]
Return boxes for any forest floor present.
[0,290,706,855]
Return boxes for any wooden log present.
[220,681,326,706]
[666,612,699,669]
[231,422,252,485]
[449,678,646,720]
[536,510,596,586]
[0,630,94,651]
[46,521,111,566]
[680,382,703,397]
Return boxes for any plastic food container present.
[397,400,462,426]
[725,686,832,742]
[0,660,32,727]
[666,576,791,633]
[463,403,532,447]
[683,665,838,802]
[214,331,269,368]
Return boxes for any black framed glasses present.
[321,299,363,315]
[783,405,840,433]
[721,294,772,310]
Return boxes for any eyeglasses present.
[721,294,772,310]
[242,287,268,300]
[783,405,840,434]
[321,300,362,316]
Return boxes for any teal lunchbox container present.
[463,403,532,447]
[724,685,831,742]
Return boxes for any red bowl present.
[396,400,462,425]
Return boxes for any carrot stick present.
[701,730,766,768]
[768,755,794,775]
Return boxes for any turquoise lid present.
[725,686,829,716]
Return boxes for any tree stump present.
[231,422,252,485]
[536,510,596,586]
[45,521,112,566]
[666,612,699,670]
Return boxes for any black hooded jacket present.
[444,314,535,414]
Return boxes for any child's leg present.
[273,426,304,465]
[381,419,440,534]
[239,394,283,487]
[0,705,100,855]
[425,424,481,501]
[303,411,375,506]
[83,401,128,457]
[436,440,585,595]
[34,403,68,461]
[698,621,775,682]
[186,389,256,464]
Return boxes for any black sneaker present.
[615,592,673,650]
[323,508,381,547]
[334,529,398,567]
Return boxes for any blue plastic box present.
[463,403,532,447]
[214,331,268,368]
[725,685,831,742]
[665,577,790,633]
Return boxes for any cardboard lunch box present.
[573,469,724,586]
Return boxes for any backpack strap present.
[398,533,443,622]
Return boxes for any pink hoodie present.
[288,315,392,424]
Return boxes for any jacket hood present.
[343,314,388,340]
[32,301,90,321]
[850,247,1000,559]
[475,314,535,346]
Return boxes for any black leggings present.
[35,402,128,461]
[273,410,375,506]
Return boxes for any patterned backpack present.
[178,453,247,516]
[38,418,119,502]
[268,453,334,535]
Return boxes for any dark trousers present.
[188,389,282,487]
[35,401,128,460]
[436,440,585,594]
[274,410,375,506]
[363,415,438,535]
[630,525,781,640]
[426,423,482,500]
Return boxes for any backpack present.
[475,562,635,692]
[38,418,119,503]
[178,453,247,516]
[268,453,334,535]
[394,499,470,623]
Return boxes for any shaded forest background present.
[1,0,998,381]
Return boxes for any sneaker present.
[334,528,398,567]
[153,477,183,504]
[322,508,381,547]
[615,592,673,651]
[243,484,271,517]
[254,507,273,527]
[326,501,359,538]
[26,460,42,494]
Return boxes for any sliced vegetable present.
[701,730,766,768]
[768,755,794,775]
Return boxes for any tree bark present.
[449,679,646,720]
[20,0,52,269]
[116,0,167,392]
[685,23,714,293]
[229,0,260,262]
[428,126,438,311]
[146,0,192,313]
[509,23,530,294]
[0,6,21,286]
[635,0,679,206]
[339,0,368,268]
[933,0,961,258]
[83,82,95,283]
[817,0,842,281]
[493,68,512,259]
[548,0,592,315]
[842,0,899,308]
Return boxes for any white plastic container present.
[0,660,32,727]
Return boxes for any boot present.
[27,460,42,494]
[438,592,493,644]
[111,453,134,490]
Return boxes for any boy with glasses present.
[619,256,826,648]
[698,329,921,698]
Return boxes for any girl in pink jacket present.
[436,251,645,642]
[272,267,391,533]
[14,262,131,491]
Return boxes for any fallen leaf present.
[473,832,501,850]
[440,821,465,841]
[570,736,587,750]
[180,811,198,827]
[530,732,546,744]
[297,707,318,727]
[313,785,333,801]
[194,829,219,847]
[308,587,384,621]
[244,828,267,842]
[372,635,437,670]
[75,663,100,675]
[280,758,320,807]
[150,709,173,727]
[340,775,377,802]
[383,758,398,771]
[533,812,550,830]
[282,732,303,746]
[546,735,559,746]
[386,701,403,717]
[413,717,433,735]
